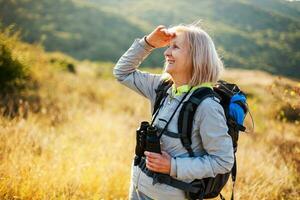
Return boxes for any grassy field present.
[0,31,299,200]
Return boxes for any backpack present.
[152,79,249,200]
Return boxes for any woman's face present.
[164,32,192,82]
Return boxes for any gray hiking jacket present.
[113,38,234,200]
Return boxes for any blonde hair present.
[167,23,224,86]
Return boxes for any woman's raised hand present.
[145,25,176,48]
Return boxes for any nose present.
[164,46,172,57]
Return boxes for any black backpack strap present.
[138,157,201,194]
[157,128,181,138]
[234,99,248,114]
[178,87,218,157]
[230,154,237,200]
[153,79,173,115]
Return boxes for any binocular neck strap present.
[150,93,169,127]
[156,87,193,139]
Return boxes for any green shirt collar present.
[172,82,213,96]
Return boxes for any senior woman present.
[113,24,234,200]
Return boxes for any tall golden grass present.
[0,31,299,199]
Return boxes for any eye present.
[167,44,179,49]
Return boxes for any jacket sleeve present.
[172,98,234,180]
[113,37,162,102]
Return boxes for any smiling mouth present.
[167,60,175,64]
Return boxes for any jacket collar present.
[166,82,213,101]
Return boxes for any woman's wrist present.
[144,36,156,48]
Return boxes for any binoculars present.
[134,121,161,165]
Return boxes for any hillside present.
[0,0,299,78]
[1,29,300,199]
[0,0,145,61]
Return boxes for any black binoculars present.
[134,121,161,165]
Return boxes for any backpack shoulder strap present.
[178,87,218,157]
[153,79,173,115]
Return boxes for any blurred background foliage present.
[0,0,299,78]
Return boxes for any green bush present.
[0,42,28,92]
[0,32,34,118]
[277,104,300,123]
[49,56,76,74]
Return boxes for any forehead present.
[170,32,187,46]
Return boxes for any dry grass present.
[0,33,299,199]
